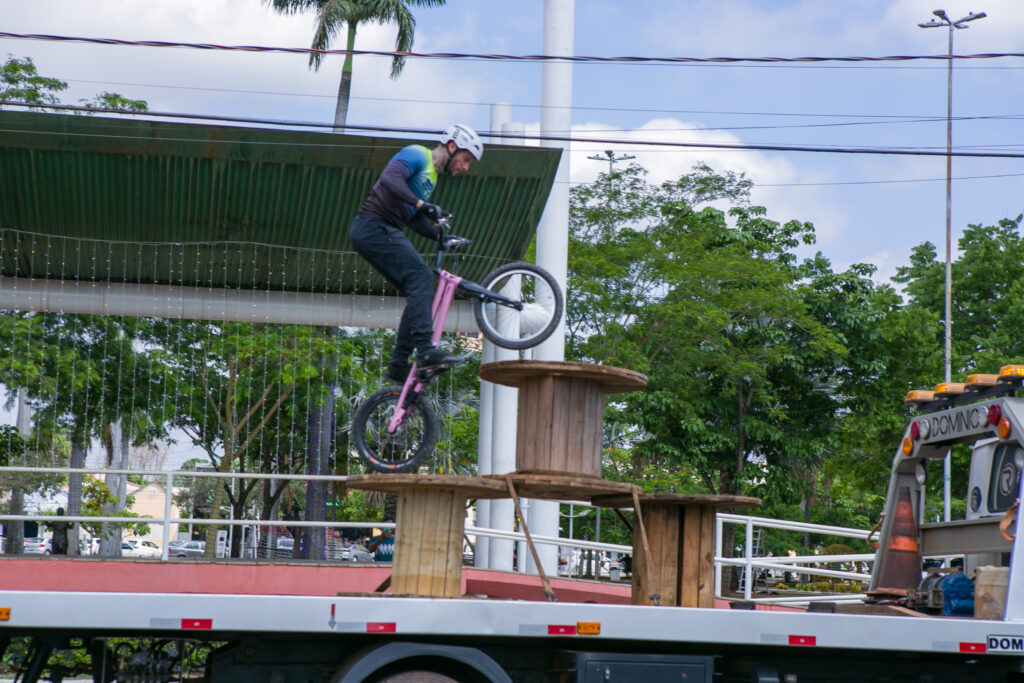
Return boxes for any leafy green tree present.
[263,0,445,128]
[147,319,373,557]
[80,478,150,539]
[570,165,839,498]
[567,164,949,584]
[0,56,67,109]
[80,91,148,113]
[894,215,1024,373]
[31,315,172,553]
[0,56,147,114]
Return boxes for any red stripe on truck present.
[181,619,212,630]
[548,625,577,635]
[960,642,987,653]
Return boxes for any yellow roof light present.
[934,382,966,397]
[998,365,1024,382]
[966,374,999,389]
[905,390,935,404]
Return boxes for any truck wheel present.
[379,673,458,683]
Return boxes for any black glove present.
[420,202,445,221]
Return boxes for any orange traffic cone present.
[866,486,921,602]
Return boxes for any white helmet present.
[440,123,483,161]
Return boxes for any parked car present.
[169,540,206,558]
[120,541,158,558]
[339,543,373,563]
[23,537,49,554]
[124,540,161,558]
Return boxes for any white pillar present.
[477,102,515,570]
[502,121,526,145]
[490,102,513,141]
[526,0,575,577]
[474,339,495,568]
[488,279,520,571]
[516,497,530,572]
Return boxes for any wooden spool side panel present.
[517,376,603,477]
[679,505,717,608]
[393,490,465,598]
[516,376,554,471]
[680,506,700,607]
[631,504,680,606]
[698,504,716,608]
[550,376,574,472]
[575,379,604,476]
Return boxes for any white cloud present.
[2,1,486,132]
[555,117,797,186]
[643,0,1022,56]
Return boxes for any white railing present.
[1,465,895,600]
[715,513,875,604]
[0,465,629,569]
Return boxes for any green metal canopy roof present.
[0,111,560,293]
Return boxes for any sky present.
[4,0,1024,288]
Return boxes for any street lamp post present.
[587,149,636,177]
[918,8,986,523]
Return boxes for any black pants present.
[349,215,434,367]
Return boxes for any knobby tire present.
[353,386,438,473]
[473,262,563,350]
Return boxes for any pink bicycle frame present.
[386,268,463,434]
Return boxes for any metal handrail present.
[0,465,631,567]
[715,513,876,603]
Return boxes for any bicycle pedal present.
[416,366,442,380]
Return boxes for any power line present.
[56,78,1024,121]
[59,78,1024,132]
[754,172,1024,188]
[5,100,1024,159]
[562,171,1024,189]
[3,31,1024,65]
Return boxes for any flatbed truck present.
[4,366,1024,681]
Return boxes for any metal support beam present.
[0,279,477,331]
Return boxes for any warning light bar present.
[934,382,965,397]
[999,365,1024,382]
[965,373,998,389]
[905,390,935,404]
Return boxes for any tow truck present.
[3,367,1024,681]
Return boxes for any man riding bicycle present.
[349,123,483,384]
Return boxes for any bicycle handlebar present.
[434,214,471,252]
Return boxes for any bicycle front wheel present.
[473,262,564,350]
[352,386,438,473]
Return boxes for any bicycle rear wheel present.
[473,262,563,350]
[352,386,438,473]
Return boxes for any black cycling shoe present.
[416,347,465,371]
[385,363,410,384]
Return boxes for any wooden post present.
[393,487,466,598]
[592,493,761,608]
[347,475,510,598]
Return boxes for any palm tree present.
[265,0,446,129]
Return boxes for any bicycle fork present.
[386,269,464,435]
